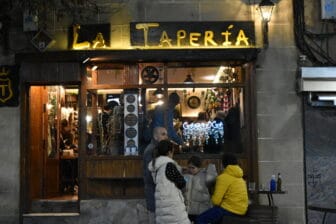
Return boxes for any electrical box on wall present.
[23,10,38,32]
[321,0,336,19]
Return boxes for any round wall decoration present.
[141,66,160,84]
[187,96,201,109]
[126,139,136,147]
[125,114,138,126]
[125,127,137,138]
[126,94,136,103]
[126,104,135,113]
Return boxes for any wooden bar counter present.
[83,153,247,199]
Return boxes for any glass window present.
[86,89,125,155]
[167,65,243,84]
[85,63,247,156]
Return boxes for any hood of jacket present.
[148,156,174,172]
[224,165,243,178]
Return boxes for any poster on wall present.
[0,65,19,107]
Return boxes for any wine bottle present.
[277,173,282,192]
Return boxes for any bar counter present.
[83,153,248,199]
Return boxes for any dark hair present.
[157,139,173,156]
[188,155,202,168]
[152,139,173,168]
[222,153,238,168]
[168,92,180,106]
[61,119,68,126]
[105,101,119,110]
[197,112,207,121]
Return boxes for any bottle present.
[270,174,276,192]
[277,173,282,192]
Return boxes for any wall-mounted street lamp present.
[258,0,275,48]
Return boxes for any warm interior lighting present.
[153,88,164,99]
[184,74,194,84]
[91,65,98,71]
[213,66,225,83]
[259,0,275,49]
[46,103,53,110]
[86,115,92,123]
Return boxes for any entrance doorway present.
[25,85,79,212]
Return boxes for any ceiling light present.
[91,65,98,71]
[153,88,164,99]
[82,57,90,64]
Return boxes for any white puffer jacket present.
[184,169,212,215]
[148,156,190,224]
[184,164,218,215]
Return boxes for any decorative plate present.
[187,96,201,109]
[124,114,138,126]
[126,139,136,147]
[125,127,137,138]
[127,104,136,113]
[126,94,136,103]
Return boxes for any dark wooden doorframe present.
[28,86,46,201]
[22,85,80,213]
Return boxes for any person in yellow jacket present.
[195,153,248,224]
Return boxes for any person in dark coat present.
[225,105,242,153]
[151,92,183,145]
[143,127,168,223]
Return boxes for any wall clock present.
[187,96,201,109]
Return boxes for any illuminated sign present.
[130,22,255,48]
[0,66,19,107]
[69,24,110,50]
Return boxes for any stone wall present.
[256,0,305,223]
[0,108,20,224]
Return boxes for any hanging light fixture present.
[184,74,194,84]
[153,88,164,99]
[258,0,275,48]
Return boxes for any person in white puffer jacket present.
[148,139,191,224]
[183,156,218,223]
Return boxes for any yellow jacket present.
[211,165,248,215]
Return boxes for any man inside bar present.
[151,92,183,145]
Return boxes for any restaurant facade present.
[2,0,334,223]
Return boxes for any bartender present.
[151,92,183,145]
